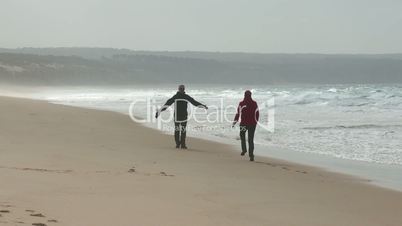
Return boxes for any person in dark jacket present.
[232,90,259,161]
[155,85,208,149]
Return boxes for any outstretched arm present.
[155,96,176,118]
[187,96,208,109]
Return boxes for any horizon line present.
[1,46,401,56]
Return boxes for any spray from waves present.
[268,85,402,109]
[303,124,402,130]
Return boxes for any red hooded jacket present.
[234,90,259,125]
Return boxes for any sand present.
[0,96,401,226]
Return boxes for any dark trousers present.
[174,122,187,147]
[240,125,256,157]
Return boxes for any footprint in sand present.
[255,161,277,167]
[127,166,175,177]
[295,170,308,174]
[160,171,175,177]
[0,203,58,225]
[30,213,45,217]
[255,161,309,175]
[128,166,136,173]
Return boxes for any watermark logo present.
[129,97,275,133]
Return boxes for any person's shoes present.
[241,151,246,156]
[249,156,254,161]
[181,145,188,149]
[176,145,180,149]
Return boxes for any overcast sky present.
[1,0,402,53]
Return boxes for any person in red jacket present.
[232,90,259,161]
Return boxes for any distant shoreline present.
[2,48,402,85]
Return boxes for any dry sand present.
[0,96,401,226]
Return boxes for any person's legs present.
[180,122,187,148]
[240,125,247,155]
[248,125,256,161]
[174,122,181,148]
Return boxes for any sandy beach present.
[1,96,402,226]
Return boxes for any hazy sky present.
[1,0,402,53]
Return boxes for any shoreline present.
[1,96,402,225]
[3,88,402,191]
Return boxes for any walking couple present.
[155,85,259,161]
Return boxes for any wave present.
[303,124,402,130]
